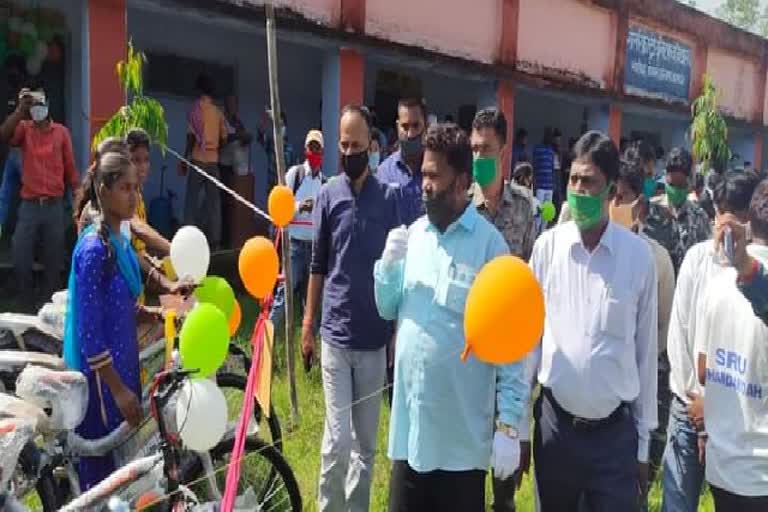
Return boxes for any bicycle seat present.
[15,366,87,431]
[0,417,36,493]
[0,350,65,374]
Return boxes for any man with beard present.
[302,105,400,512]
[374,123,527,511]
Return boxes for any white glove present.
[381,225,408,267]
[492,432,520,480]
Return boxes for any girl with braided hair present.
[64,149,149,490]
[75,135,189,302]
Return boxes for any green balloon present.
[541,201,556,223]
[179,303,230,379]
[194,276,235,318]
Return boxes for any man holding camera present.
[0,88,79,311]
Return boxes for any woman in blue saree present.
[64,149,157,490]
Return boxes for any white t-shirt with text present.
[696,260,768,497]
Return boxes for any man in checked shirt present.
[468,107,535,512]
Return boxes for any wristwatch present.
[496,421,519,439]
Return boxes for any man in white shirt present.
[661,170,760,512]
[269,129,325,330]
[695,178,768,512]
[525,131,658,511]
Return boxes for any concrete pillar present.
[586,103,621,147]
[497,80,515,179]
[754,131,764,170]
[88,0,126,143]
[608,103,622,147]
[321,48,365,176]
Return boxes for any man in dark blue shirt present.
[302,105,400,512]
[376,97,427,227]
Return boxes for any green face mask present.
[567,186,610,231]
[665,183,689,207]
[473,156,497,188]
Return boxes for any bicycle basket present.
[15,365,87,431]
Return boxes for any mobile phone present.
[724,226,735,265]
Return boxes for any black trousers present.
[711,485,768,512]
[534,389,640,512]
[492,475,517,511]
[388,460,485,512]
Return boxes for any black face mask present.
[422,178,457,228]
[341,150,369,181]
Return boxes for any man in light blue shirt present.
[373,123,528,511]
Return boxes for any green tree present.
[92,41,168,151]
[711,0,768,36]
[716,0,760,29]
[690,74,731,174]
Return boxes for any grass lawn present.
[235,296,716,512]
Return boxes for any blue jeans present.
[270,239,317,333]
[661,395,704,512]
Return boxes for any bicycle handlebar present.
[65,401,152,457]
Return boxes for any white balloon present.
[170,226,210,283]
[175,379,228,452]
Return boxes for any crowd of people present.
[1,65,767,512]
[289,99,768,512]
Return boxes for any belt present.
[24,196,60,205]
[542,387,630,431]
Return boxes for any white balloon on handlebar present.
[175,378,227,452]
[170,226,211,284]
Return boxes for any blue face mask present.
[369,152,380,170]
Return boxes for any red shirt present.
[11,120,79,200]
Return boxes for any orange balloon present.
[238,237,279,299]
[136,491,161,510]
[229,300,242,335]
[268,185,295,228]
[462,255,544,364]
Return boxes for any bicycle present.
[2,364,302,511]
[0,294,284,452]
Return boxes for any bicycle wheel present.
[182,436,302,511]
[215,372,283,452]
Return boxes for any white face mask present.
[30,105,48,122]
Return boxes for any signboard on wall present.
[624,25,692,103]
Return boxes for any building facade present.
[3,0,767,214]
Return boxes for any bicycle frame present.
[52,368,215,511]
